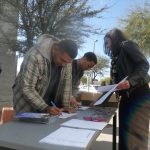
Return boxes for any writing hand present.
[70,97,79,109]
[47,106,62,116]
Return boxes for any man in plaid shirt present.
[13,34,78,115]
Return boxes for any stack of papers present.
[15,113,49,124]
[61,119,107,130]
[97,84,117,93]
[94,76,128,105]
[40,127,95,148]
[40,119,107,148]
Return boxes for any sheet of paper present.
[97,84,117,93]
[78,106,90,110]
[39,127,96,148]
[61,119,107,130]
[94,76,128,106]
[59,112,76,119]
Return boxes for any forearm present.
[22,86,48,111]
[72,86,79,98]
[72,79,80,98]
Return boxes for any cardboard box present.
[77,92,118,107]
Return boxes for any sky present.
[17,0,147,74]
[80,0,146,57]
[76,0,147,78]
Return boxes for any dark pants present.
[119,84,150,150]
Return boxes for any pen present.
[51,101,56,107]
[51,101,62,116]
[73,105,79,110]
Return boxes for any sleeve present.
[72,60,83,97]
[61,63,72,107]
[21,54,48,111]
[72,79,80,97]
[123,41,149,87]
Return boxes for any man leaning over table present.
[71,52,97,107]
[13,34,78,116]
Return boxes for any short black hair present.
[83,52,97,64]
[58,40,78,59]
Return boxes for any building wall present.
[0,1,18,108]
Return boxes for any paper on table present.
[39,127,96,148]
[78,106,90,110]
[59,112,76,119]
[94,76,128,106]
[61,119,107,130]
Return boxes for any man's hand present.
[117,80,130,90]
[47,106,62,116]
[70,97,79,108]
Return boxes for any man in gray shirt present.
[71,52,97,106]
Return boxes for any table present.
[0,107,117,150]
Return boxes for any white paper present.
[61,119,107,131]
[97,84,117,93]
[59,112,76,119]
[78,106,90,110]
[94,77,128,106]
[39,127,96,148]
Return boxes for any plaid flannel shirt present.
[13,45,72,113]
